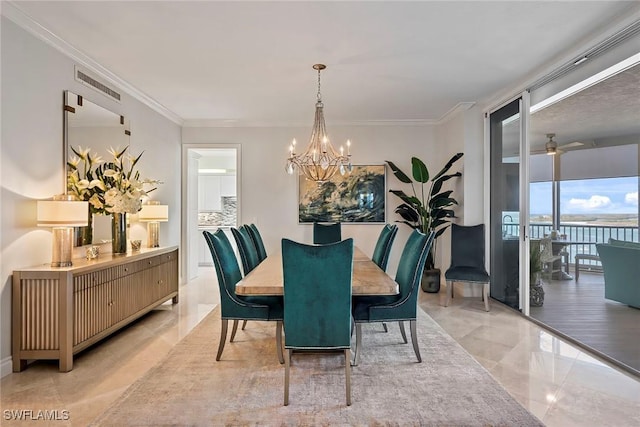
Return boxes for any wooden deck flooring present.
[529,270,640,376]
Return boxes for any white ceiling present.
[7,0,640,149]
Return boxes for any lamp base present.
[51,227,74,267]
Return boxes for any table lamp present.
[139,201,169,248]
[37,195,89,267]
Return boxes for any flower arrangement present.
[67,146,158,215]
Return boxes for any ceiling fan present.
[531,133,584,155]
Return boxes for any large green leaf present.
[411,157,429,183]
[386,161,412,184]
[394,204,420,223]
[389,189,416,207]
[431,152,463,182]
[431,172,462,195]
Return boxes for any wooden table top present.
[235,247,399,296]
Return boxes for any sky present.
[530,176,638,215]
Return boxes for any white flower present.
[68,145,158,215]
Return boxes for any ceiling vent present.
[74,66,121,103]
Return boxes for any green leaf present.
[411,157,429,183]
[395,204,420,223]
[385,161,412,184]
[389,189,415,207]
[431,152,463,182]
[431,172,461,195]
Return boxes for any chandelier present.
[285,64,352,183]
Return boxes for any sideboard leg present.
[172,294,179,304]
[12,359,27,372]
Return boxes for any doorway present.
[182,144,241,282]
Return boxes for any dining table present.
[235,246,399,296]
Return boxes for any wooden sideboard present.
[12,246,179,372]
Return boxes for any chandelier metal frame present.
[286,64,352,183]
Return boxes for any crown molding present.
[3,1,184,126]
[182,118,440,128]
[434,102,477,124]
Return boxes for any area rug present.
[91,307,542,426]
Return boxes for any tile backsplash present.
[198,196,237,226]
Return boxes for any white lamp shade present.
[139,204,169,222]
[37,200,89,227]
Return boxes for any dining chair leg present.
[445,280,453,306]
[230,319,239,342]
[353,323,362,366]
[276,320,284,364]
[382,322,388,332]
[284,348,291,406]
[216,319,228,361]
[410,319,422,363]
[483,283,490,312]
[241,320,248,330]
[399,321,408,344]
[344,349,352,406]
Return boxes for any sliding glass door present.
[489,98,529,311]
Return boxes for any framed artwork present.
[298,165,386,223]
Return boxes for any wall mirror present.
[64,90,131,246]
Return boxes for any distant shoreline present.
[529,214,638,227]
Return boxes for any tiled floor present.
[1,268,639,426]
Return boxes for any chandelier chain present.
[317,68,322,103]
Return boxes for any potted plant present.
[386,153,463,292]
[529,240,545,307]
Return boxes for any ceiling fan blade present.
[557,141,584,149]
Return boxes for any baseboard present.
[1,355,13,378]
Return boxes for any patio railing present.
[502,222,639,267]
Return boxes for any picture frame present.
[298,165,386,223]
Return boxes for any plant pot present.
[421,269,441,293]
[530,273,545,307]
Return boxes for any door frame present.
[484,91,531,314]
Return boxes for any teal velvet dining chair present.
[352,229,434,366]
[444,223,491,312]
[203,229,284,364]
[371,223,398,333]
[281,238,354,406]
[313,222,342,244]
[232,225,265,331]
[231,226,261,276]
[246,223,268,262]
[372,224,398,272]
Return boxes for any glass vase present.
[111,213,127,254]
[74,209,93,246]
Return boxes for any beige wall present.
[0,18,182,376]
